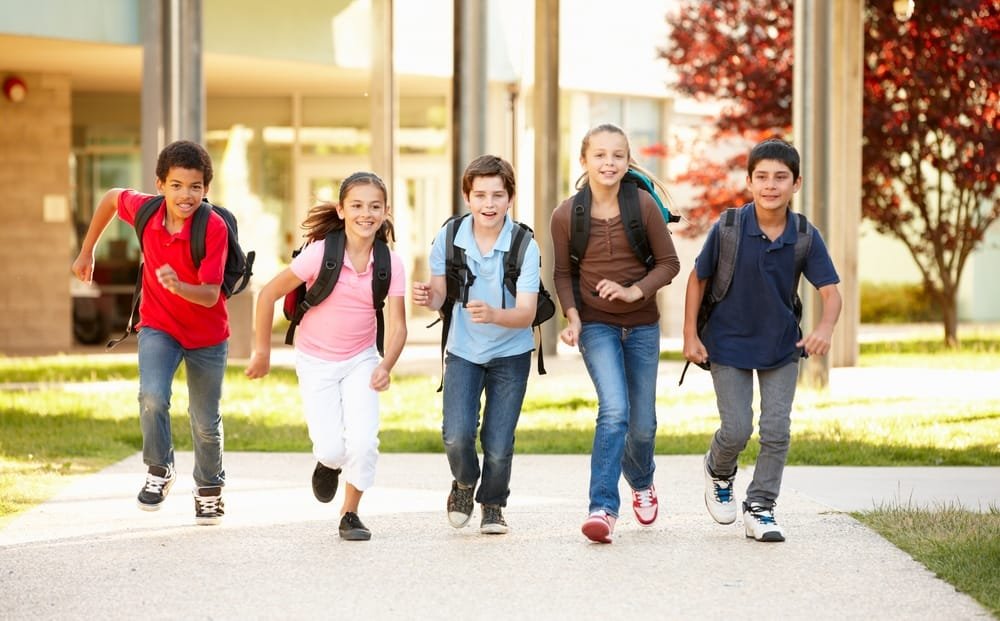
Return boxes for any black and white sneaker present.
[193,486,225,525]
[743,501,785,542]
[480,504,509,535]
[447,480,474,528]
[137,464,175,511]
[339,512,372,541]
[311,462,341,503]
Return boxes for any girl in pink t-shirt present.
[247,172,407,541]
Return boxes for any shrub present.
[860,281,941,323]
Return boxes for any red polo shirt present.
[118,190,230,348]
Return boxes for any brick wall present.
[0,73,73,354]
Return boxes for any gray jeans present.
[706,361,799,506]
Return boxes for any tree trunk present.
[941,293,959,348]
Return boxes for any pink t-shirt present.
[290,239,406,361]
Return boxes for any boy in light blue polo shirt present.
[683,138,842,542]
[411,155,540,535]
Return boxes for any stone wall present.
[0,73,73,354]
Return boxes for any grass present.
[855,503,1000,617]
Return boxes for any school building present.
[0,0,995,357]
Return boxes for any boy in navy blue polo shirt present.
[682,138,842,542]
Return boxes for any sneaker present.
[311,462,341,503]
[631,484,658,526]
[447,481,474,528]
[581,510,616,544]
[743,501,785,542]
[136,464,176,511]
[704,453,737,525]
[193,486,225,525]
[480,504,509,535]
[339,512,372,541]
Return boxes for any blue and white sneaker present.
[703,452,737,524]
[743,501,785,542]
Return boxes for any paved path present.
[1,452,995,620]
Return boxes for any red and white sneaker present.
[632,484,658,526]
[581,510,616,544]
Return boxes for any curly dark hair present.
[155,140,214,186]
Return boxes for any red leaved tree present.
[661,0,1000,345]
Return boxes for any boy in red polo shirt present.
[72,140,229,525]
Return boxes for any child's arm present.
[246,268,303,379]
[412,274,447,311]
[153,264,222,307]
[797,283,842,357]
[72,189,123,283]
[682,269,709,366]
[465,291,537,329]
[370,295,407,392]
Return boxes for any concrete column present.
[451,0,487,215]
[371,0,396,208]
[141,0,204,191]
[534,0,560,354]
[794,0,862,386]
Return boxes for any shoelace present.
[748,505,777,525]
[484,507,506,524]
[634,488,655,508]
[143,473,170,494]
[195,494,222,514]
[713,479,734,503]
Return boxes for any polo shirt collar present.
[744,203,798,247]
[147,202,194,241]
[454,213,514,259]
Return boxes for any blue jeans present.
[441,351,531,507]
[708,362,799,507]
[579,322,660,517]
[137,327,227,487]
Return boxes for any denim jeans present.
[441,351,531,507]
[137,327,227,487]
[707,361,799,507]
[578,322,660,517]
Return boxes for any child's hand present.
[465,300,496,324]
[155,264,181,294]
[594,279,642,303]
[370,364,391,392]
[683,336,709,367]
[71,253,95,283]
[412,281,433,307]
[797,327,833,357]
[245,352,270,379]
[560,317,581,346]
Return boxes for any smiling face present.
[580,130,629,190]
[336,182,387,242]
[464,175,512,233]
[155,167,208,224]
[747,158,802,213]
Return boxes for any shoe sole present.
[195,515,223,526]
[136,476,175,512]
[480,524,508,535]
[340,529,372,541]
[581,520,612,544]
[634,509,658,526]
[448,511,472,528]
[745,526,785,542]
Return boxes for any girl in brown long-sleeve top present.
[550,123,680,544]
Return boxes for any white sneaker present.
[743,502,785,542]
[703,453,737,524]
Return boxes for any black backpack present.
[678,205,813,385]
[106,196,255,350]
[432,213,556,390]
[568,169,679,308]
[281,229,392,356]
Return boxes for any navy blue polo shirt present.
[695,203,840,370]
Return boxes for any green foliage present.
[860,281,942,324]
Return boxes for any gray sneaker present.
[137,464,175,511]
[447,481,474,528]
[480,504,508,535]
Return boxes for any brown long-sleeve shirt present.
[550,188,681,327]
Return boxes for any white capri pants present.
[294,347,380,491]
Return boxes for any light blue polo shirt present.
[695,203,840,370]
[430,214,539,364]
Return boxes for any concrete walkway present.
[1,451,996,620]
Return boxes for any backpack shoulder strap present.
[189,201,213,268]
[502,222,531,304]
[619,180,653,270]
[568,188,591,309]
[792,212,812,277]
[134,196,163,252]
[434,214,471,391]
[708,207,742,303]
[305,230,347,309]
[107,196,163,350]
[371,238,392,357]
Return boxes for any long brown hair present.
[300,171,395,243]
